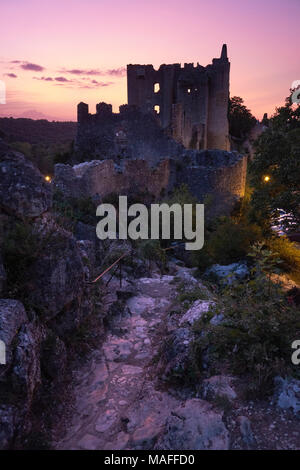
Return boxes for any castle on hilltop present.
[127,44,230,151]
[57,46,246,217]
[75,45,230,160]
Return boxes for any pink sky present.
[0,0,299,121]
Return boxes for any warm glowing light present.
[45,175,52,182]
[264,175,270,182]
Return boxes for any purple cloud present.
[21,62,45,72]
[5,73,17,78]
[60,67,126,77]
[33,76,53,81]
[55,76,71,82]
[107,67,126,77]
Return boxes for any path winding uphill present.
[56,274,180,450]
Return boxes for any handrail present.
[90,252,128,284]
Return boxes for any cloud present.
[33,76,53,81]
[5,73,17,78]
[20,62,45,72]
[62,68,102,76]
[107,67,126,77]
[60,67,126,77]
[55,76,71,82]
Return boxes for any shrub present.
[191,217,262,270]
[192,276,300,397]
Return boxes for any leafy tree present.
[249,99,300,230]
[228,96,257,139]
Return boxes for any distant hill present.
[0,117,77,145]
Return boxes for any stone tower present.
[127,44,230,151]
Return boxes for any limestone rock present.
[179,300,215,326]
[0,151,52,218]
[0,405,20,450]
[273,376,300,415]
[27,227,85,321]
[201,375,237,402]
[156,399,229,450]
[237,416,256,449]
[0,299,27,366]
[205,262,249,284]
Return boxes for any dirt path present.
[55,273,181,450]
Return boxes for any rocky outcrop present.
[0,151,52,218]
[205,261,249,284]
[156,399,229,450]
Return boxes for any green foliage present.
[265,236,300,274]
[53,190,96,231]
[192,275,300,398]
[191,216,262,270]
[249,101,300,229]
[2,221,43,307]
[137,239,166,266]
[176,282,209,309]
[228,96,256,139]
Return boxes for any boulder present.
[27,227,85,320]
[0,151,52,218]
[156,399,229,450]
[160,327,193,382]
[273,376,300,415]
[12,322,44,403]
[0,299,27,366]
[201,375,237,402]
[179,300,215,326]
[205,262,249,285]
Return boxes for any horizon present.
[0,0,299,121]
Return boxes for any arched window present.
[154,105,160,114]
[154,83,160,93]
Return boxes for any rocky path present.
[55,273,180,450]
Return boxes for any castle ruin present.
[127,44,230,151]
[56,45,247,216]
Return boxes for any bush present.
[191,217,262,270]
[192,277,300,397]
[265,236,300,273]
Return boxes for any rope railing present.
[90,252,128,284]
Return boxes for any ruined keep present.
[127,44,230,151]
[59,45,246,215]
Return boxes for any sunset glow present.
[0,0,299,121]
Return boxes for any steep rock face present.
[27,227,86,321]
[0,151,52,218]
[0,151,103,449]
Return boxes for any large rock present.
[201,375,237,402]
[160,327,193,382]
[12,322,44,403]
[27,226,86,320]
[273,376,300,415]
[0,151,52,218]
[0,299,27,366]
[179,300,215,326]
[156,399,229,450]
[205,262,249,285]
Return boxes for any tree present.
[249,98,300,231]
[228,96,257,139]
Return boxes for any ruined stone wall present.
[54,158,177,200]
[54,150,247,217]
